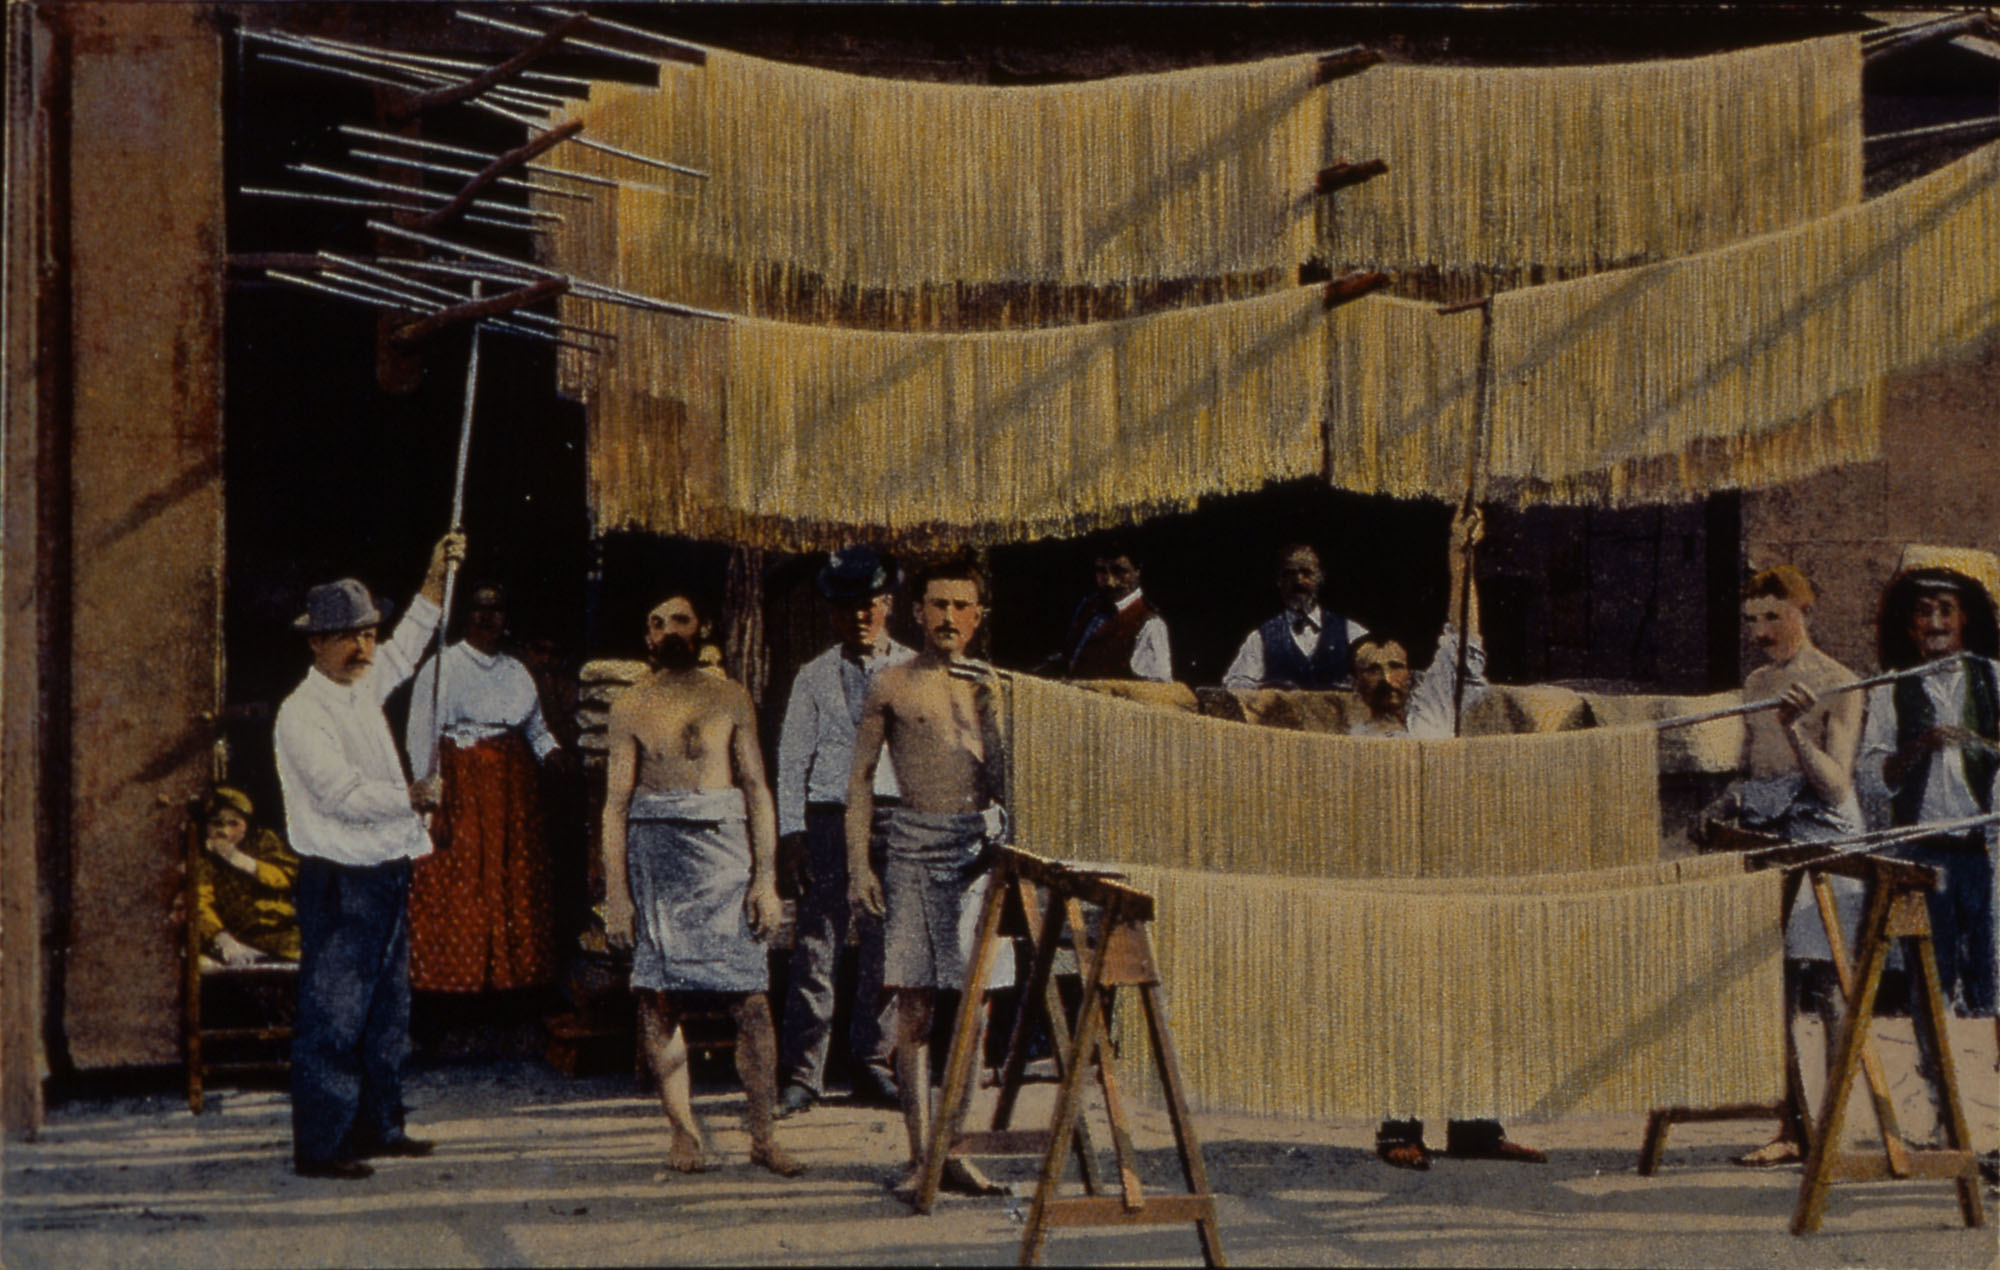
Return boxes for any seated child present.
[196,786,302,966]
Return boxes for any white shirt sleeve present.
[278,698,419,828]
[405,654,441,780]
[1404,626,1485,739]
[521,678,558,762]
[1130,616,1173,682]
[1222,630,1265,688]
[774,664,818,838]
[373,594,441,704]
[1856,683,1898,808]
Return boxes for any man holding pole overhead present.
[275,529,463,1180]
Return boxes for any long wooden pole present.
[1652,653,1971,732]
[426,282,483,779]
[1450,298,1494,738]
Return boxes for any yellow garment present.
[1007,673,1660,878]
[1317,36,1862,300]
[1116,857,1785,1122]
[195,826,302,961]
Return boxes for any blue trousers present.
[291,857,413,1164]
[1892,834,1997,1018]
[779,805,893,1095]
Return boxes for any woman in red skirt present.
[405,585,564,996]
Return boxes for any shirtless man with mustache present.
[846,555,1012,1196]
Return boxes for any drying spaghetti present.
[1007,673,1661,878]
[1115,858,1785,1123]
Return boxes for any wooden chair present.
[181,799,298,1113]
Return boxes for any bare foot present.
[1732,1137,1801,1168]
[893,1157,1009,1197]
[665,1134,712,1174]
[941,1157,1009,1196]
[750,1142,806,1178]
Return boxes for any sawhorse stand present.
[1640,851,1984,1233]
[1638,849,1879,1173]
[913,846,1224,1267]
[1791,852,1985,1234]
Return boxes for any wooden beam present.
[1315,47,1383,84]
[528,6,708,66]
[413,119,583,231]
[1315,157,1388,196]
[386,13,587,121]
[389,277,567,348]
[1324,270,1390,309]
[1864,12,1995,63]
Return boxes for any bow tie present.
[1292,613,1320,636]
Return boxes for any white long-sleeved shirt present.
[775,638,913,836]
[405,641,558,779]
[274,595,439,867]
[1069,589,1173,682]
[1221,608,1371,688]
[1346,628,1486,739]
[1859,654,2000,822]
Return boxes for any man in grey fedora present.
[773,546,913,1117]
[274,530,463,1180]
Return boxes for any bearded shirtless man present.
[847,557,1011,1196]
[601,593,802,1178]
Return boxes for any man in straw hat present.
[1860,544,2000,1018]
[274,530,463,1180]
[773,546,912,1119]
[600,591,803,1177]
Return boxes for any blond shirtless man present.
[847,557,1011,1195]
[601,593,802,1177]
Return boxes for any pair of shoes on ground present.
[1377,1138,1547,1170]
[776,1083,819,1119]
[294,1156,374,1180]
[297,1132,436,1178]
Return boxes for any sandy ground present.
[4,1020,1996,1269]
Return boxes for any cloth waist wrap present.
[1731,772,1868,963]
[625,787,767,993]
[879,808,1015,991]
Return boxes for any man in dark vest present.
[1222,542,1369,688]
[1060,538,1172,682]
[1860,545,2000,1019]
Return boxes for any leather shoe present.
[355,1134,434,1160]
[776,1083,818,1119]
[1451,1137,1546,1163]
[1376,1141,1430,1171]
[294,1156,374,1180]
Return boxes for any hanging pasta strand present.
[539,35,1862,327]
[1006,674,1661,878]
[1116,859,1785,1124]
[1486,139,2000,503]
[1318,35,1863,302]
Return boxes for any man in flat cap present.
[275,530,463,1180]
[774,547,913,1117]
